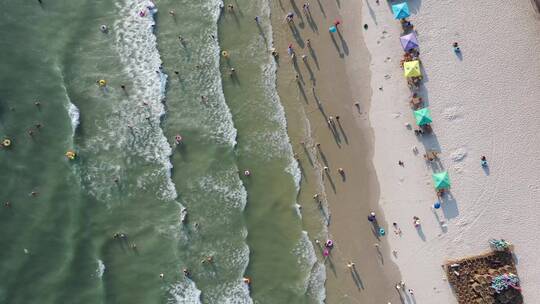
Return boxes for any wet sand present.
[270,0,401,302]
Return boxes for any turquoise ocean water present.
[0,0,325,303]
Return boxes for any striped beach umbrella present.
[414,108,432,126]
[432,171,451,190]
[403,60,421,77]
[392,2,410,20]
[400,32,419,51]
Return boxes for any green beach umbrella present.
[432,171,451,190]
[414,108,432,126]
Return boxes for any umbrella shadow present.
[440,191,459,219]
[407,0,423,14]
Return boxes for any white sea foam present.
[196,0,238,147]
[307,261,326,303]
[66,102,80,137]
[167,279,202,304]
[113,0,177,201]
[260,2,301,192]
[198,170,248,211]
[56,66,80,138]
[260,1,326,300]
[292,231,318,293]
[201,241,252,304]
[96,259,106,278]
[207,281,252,304]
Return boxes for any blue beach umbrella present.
[392,2,410,20]
[400,32,419,51]
[433,201,441,209]
[329,25,337,33]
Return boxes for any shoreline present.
[270,0,402,302]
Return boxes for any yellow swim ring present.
[221,51,229,58]
[65,150,77,160]
[98,79,107,87]
[2,138,11,147]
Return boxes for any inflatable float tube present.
[2,138,11,147]
[65,150,77,160]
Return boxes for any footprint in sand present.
[450,147,467,162]
[442,106,461,121]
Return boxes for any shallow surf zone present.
[111,0,177,202]
[260,1,326,301]
[147,0,254,301]
[167,280,202,304]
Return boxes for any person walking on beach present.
[303,3,310,14]
[413,216,421,227]
[392,222,402,235]
[453,42,461,53]
[481,155,488,167]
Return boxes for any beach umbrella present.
[329,25,337,33]
[400,32,418,51]
[433,201,441,209]
[392,2,410,20]
[403,60,421,77]
[432,171,451,190]
[414,108,432,126]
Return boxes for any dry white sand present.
[359,0,540,302]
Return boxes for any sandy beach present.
[362,0,540,303]
[272,0,540,303]
[271,0,404,303]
